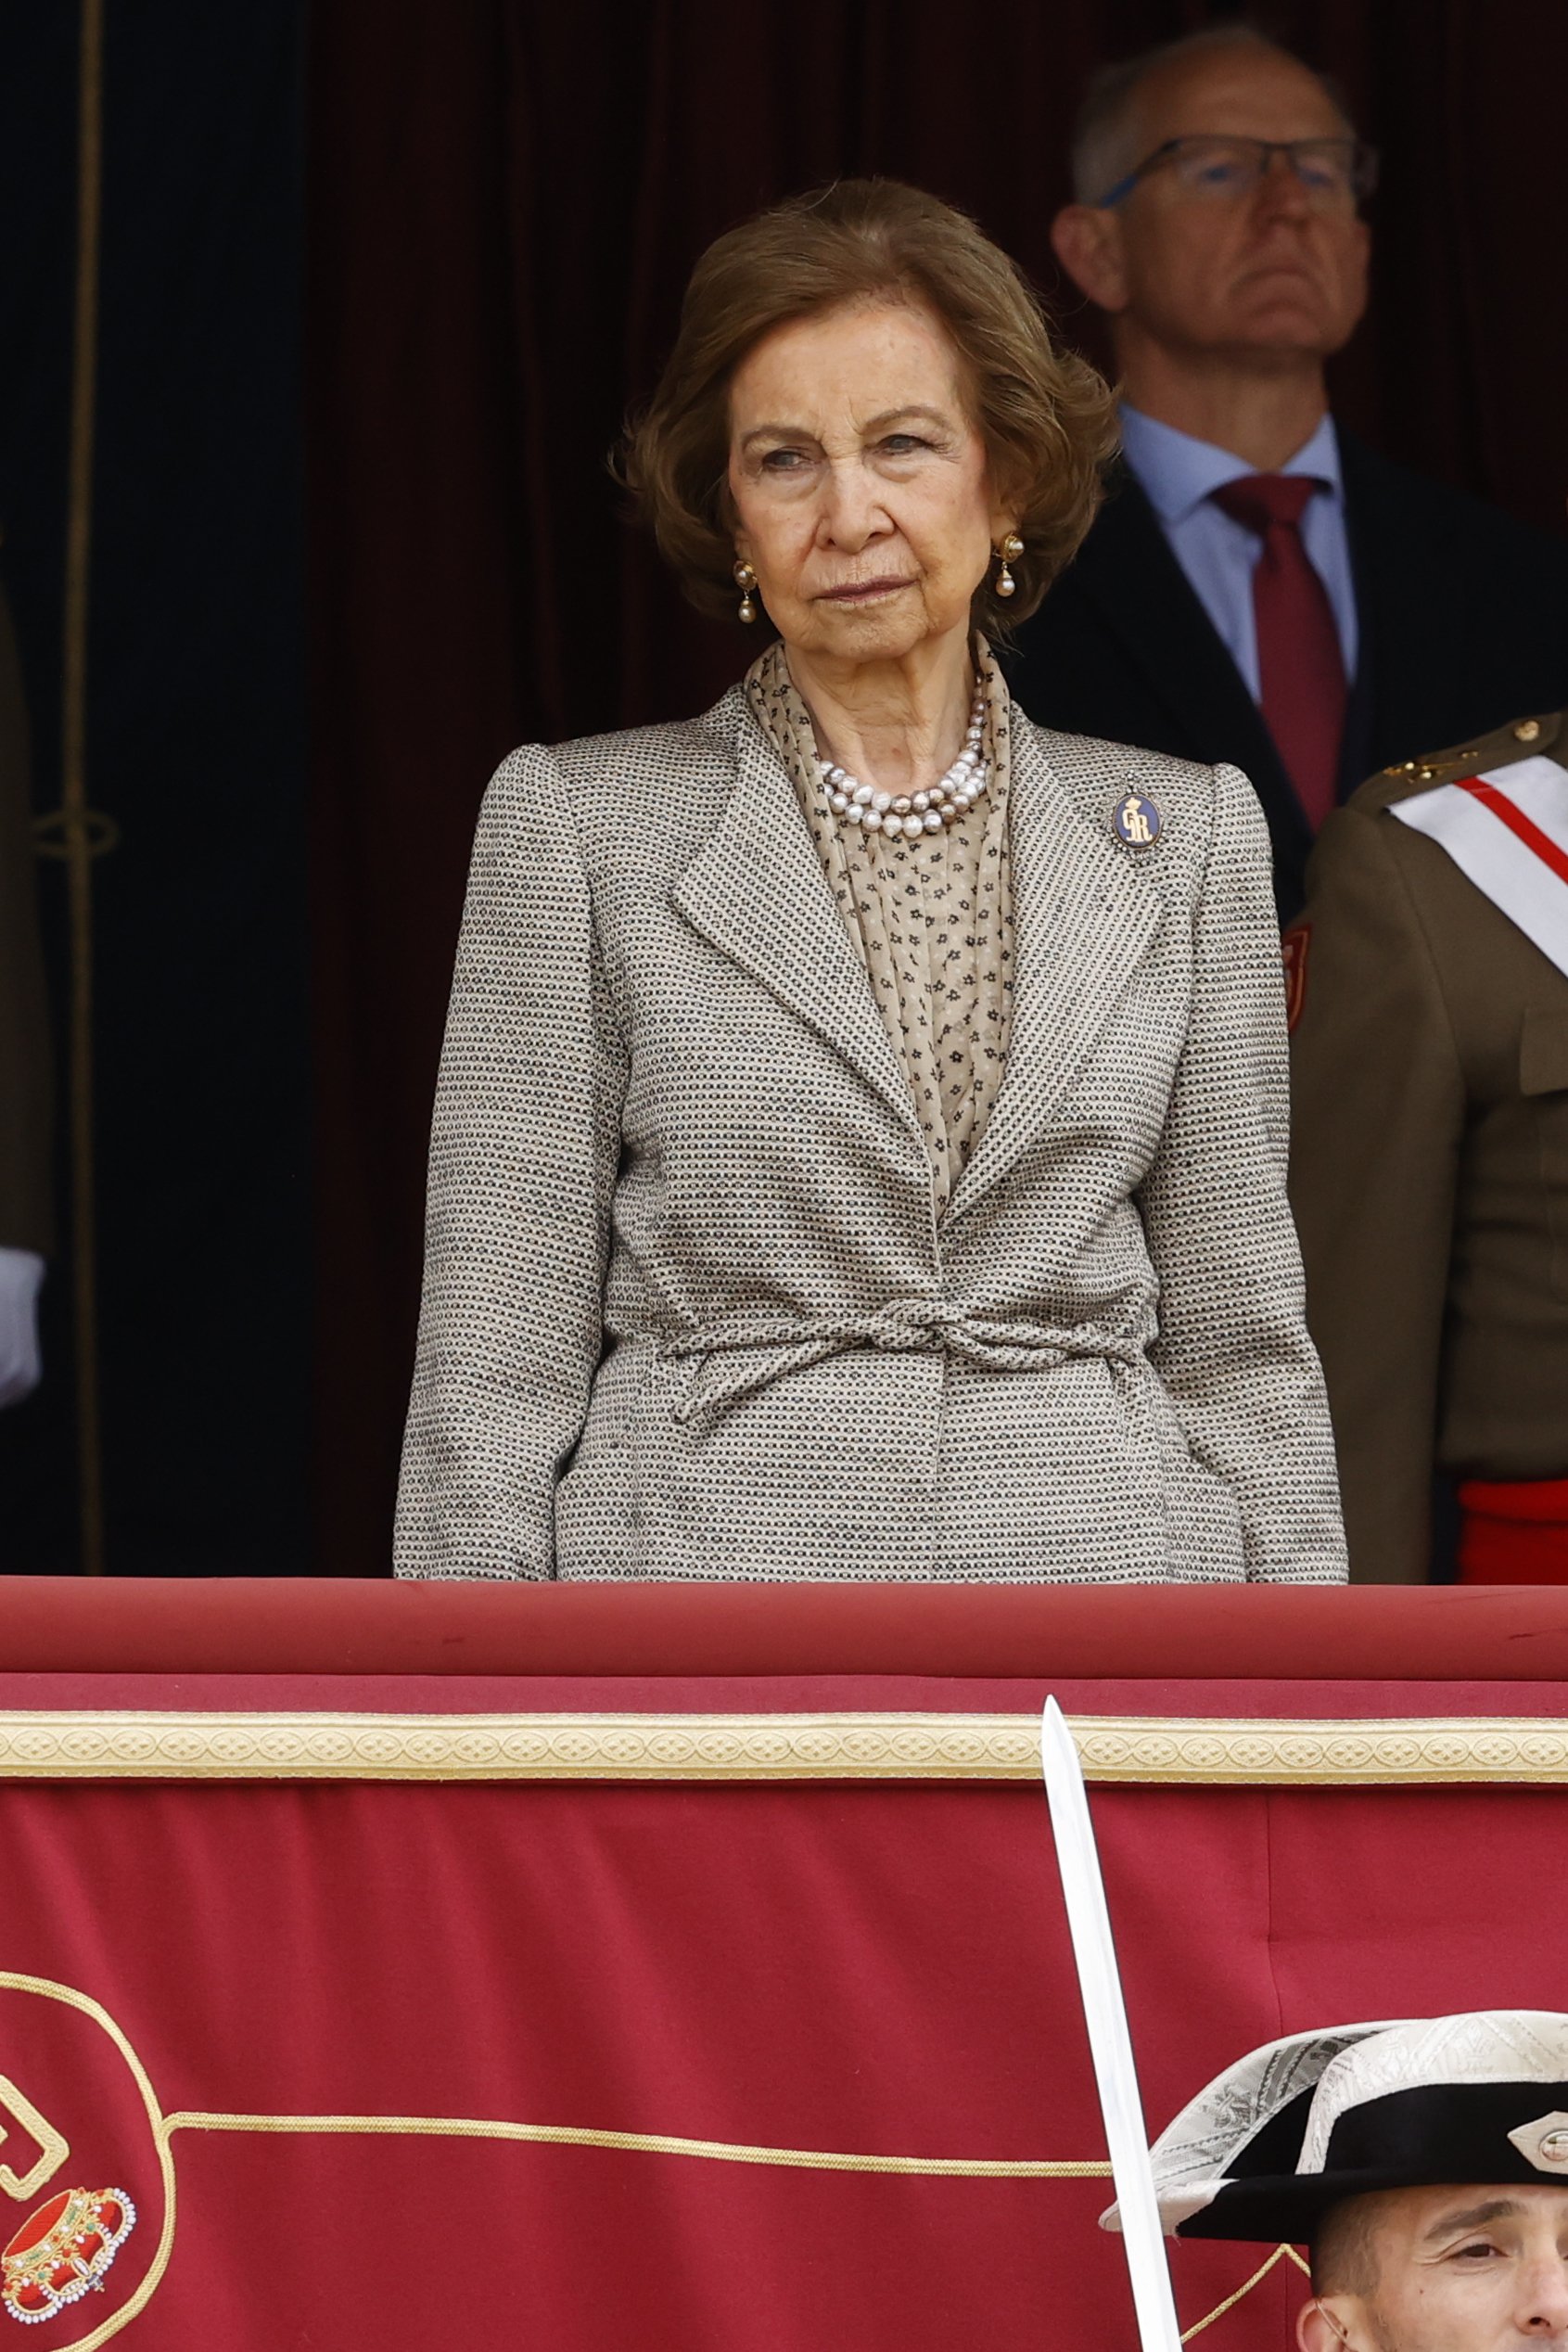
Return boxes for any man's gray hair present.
[1070,23,1357,206]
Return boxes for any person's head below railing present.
[1109,2013,1568,2352]
[393,176,1345,1590]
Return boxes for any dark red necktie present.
[1210,474,1346,829]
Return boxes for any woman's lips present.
[817,578,914,604]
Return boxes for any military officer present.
[1286,709,1568,1582]
[1107,2012,1568,2352]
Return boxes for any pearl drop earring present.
[733,559,759,623]
[995,532,1025,598]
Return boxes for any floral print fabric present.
[744,638,1013,1218]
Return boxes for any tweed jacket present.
[395,687,1345,1584]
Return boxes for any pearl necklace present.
[816,685,988,839]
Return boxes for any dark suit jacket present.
[1005,430,1568,919]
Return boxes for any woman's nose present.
[818,461,887,550]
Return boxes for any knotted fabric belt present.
[651,1303,1149,1438]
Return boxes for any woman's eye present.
[1452,2242,1502,2262]
[759,448,809,472]
[880,434,931,455]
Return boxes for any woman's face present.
[726,297,1009,666]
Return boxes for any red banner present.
[0,1653,1562,2346]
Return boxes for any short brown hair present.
[618,178,1117,635]
[1310,2194,1385,2299]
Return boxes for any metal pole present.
[58,0,108,1574]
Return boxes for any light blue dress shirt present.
[1117,404,1358,698]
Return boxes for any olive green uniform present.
[1287,710,1568,1583]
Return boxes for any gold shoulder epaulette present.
[1382,714,1549,786]
[1382,752,1465,785]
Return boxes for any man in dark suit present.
[1010,24,1568,918]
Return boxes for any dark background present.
[0,6,307,1572]
[3,1,1564,1574]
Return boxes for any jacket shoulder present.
[474,694,746,883]
[1020,716,1217,802]
[1016,717,1254,897]
[1341,432,1568,574]
[543,690,743,799]
[1346,708,1566,816]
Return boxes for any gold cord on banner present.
[153,2116,1286,2337]
[159,2110,1110,2179]
[35,0,113,1574]
[1179,2243,1307,2341]
[0,1973,1304,2347]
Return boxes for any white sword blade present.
[1040,1696,1182,2352]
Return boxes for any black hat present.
[1102,2014,1568,2245]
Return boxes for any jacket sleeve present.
[394,746,626,1579]
[1286,800,1464,1582]
[1137,762,1347,1582]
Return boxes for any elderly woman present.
[395,178,1345,1584]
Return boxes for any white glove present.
[0,1248,44,1407]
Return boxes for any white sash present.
[1389,754,1568,980]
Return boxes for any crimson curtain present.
[307,0,1568,1572]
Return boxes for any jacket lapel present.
[1339,428,1451,775]
[1066,470,1314,880]
[947,715,1161,1226]
[670,696,923,1144]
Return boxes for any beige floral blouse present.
[745,638,1014,1218]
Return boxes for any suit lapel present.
[947,716,1160,1225]
[1338,433,1384,793]
[671,697,922,1144]
[1338,428,1459,774]
[1065,472,1314,878]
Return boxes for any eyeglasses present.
[1099,135,1380,211]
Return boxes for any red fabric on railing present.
[5,1579,1568,1679]
[3,1767,1565,2347]
[4,1586,1567,2341]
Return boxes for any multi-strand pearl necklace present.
[816,684,988,840]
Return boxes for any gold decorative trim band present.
[0,1710,1563,1783]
